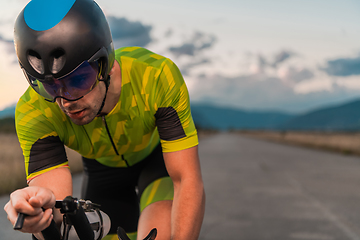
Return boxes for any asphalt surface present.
[2,133,360,240]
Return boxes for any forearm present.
[171,179,205,240]
[164,146,205,240]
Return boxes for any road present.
[2,133,360,240]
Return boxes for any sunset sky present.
[1,0,360,113]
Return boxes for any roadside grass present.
[239,130,360,156]
[0,133,83,196]
[0,134,26,195]
[4,129,359,196]
[0,128,216,196]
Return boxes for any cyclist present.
[4,0,205,240]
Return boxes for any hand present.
[4,186,56,234]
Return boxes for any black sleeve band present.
[155,107,186,141]
[28,136,67,175]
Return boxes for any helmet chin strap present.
[96,76,110,116]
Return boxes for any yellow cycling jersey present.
[15,47,198,181]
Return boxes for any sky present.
[0,0,360,113]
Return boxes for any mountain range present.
[0,104,15,119]
[191,104,294,130]
[191,99,360,131]
[2,99,360,131]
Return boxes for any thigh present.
[137,144,174,212]
[81,157,140,234]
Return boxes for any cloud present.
[164,28,173,38]
[158,31,217,77]
[158,28,359,113]
[271,50,294,67]
[188,73,360,113]
[0,39,28,110]
[322,55,360,76]
[278,66,314,83]
[0,35,17,65]
[107,16,153,48]
[249,54,268,74]
[0,35,12,44]
[180,58,211,76]
[244,50,314,86]
[169,43,197,57]
[168,31,217,57]
[181,49,359,113]
[190,74,294,110]
[248,50,297,75]
[0,34,15,55]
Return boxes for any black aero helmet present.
[14,0,115,102]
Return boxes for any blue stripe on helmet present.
[24,0,76,31]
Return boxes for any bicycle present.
[14,196,157,240]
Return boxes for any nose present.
[58,97,73,109]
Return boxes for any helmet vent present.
[50,49,66,74]
[28,50,44,74]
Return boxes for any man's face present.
[56,81,106,125]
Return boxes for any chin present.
[69,115,95,126]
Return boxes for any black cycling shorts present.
[81,144,173,234]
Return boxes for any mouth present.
[67,109,86,119]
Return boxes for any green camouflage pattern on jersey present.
[15,47,198,181]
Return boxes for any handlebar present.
[117,227,157,240]
[14,196,157,240]
[14,213,62,239]
[59,196,95,240]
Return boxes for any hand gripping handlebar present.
[14,196,157,240]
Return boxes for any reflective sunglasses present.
[23,60,101,102]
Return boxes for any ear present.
[108,61,117,76]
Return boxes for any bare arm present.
[29,167,73,223]
[4,167,72,237]
[163,145,205,240]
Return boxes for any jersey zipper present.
[101,115,129,167]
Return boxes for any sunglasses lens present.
[24,61,100,102]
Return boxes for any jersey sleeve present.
[153,58,198,152]
[15,90,69,182]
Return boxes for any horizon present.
[1,0,360,113]
[2,96,360,116]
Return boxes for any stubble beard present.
[57,82,107,125]
[57,99,102,126]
